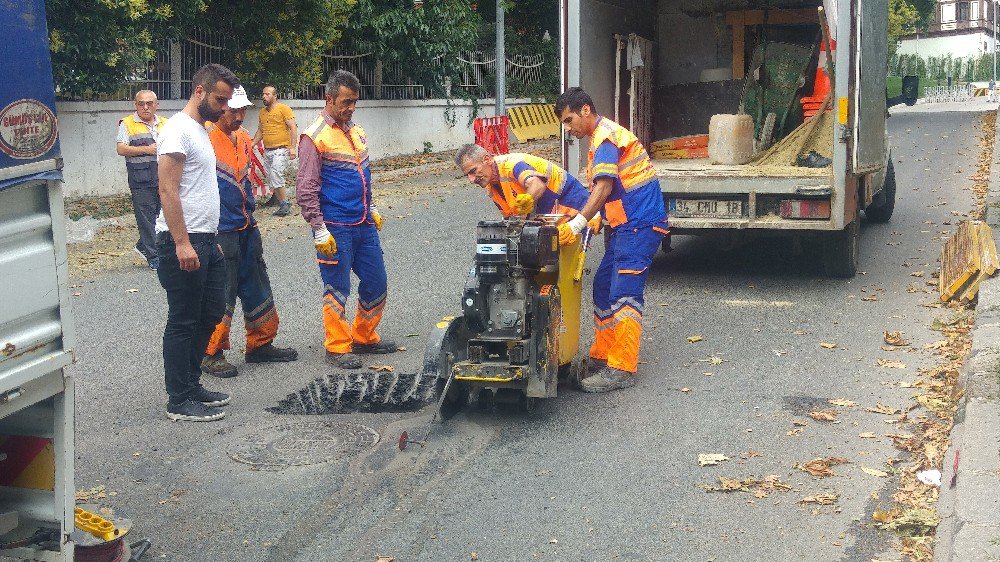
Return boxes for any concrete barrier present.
[57,97,532,198]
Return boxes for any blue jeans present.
[156,232,226,403]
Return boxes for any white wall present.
[56,97,530,198]
[898,32,993,58]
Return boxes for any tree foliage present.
[340,0,481,97]
[46,0,205,98]
[45,0,352,98]
[889,0,921,42]
[203,0,353,94]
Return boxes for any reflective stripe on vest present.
[121,114,165,166]
[587,117,664,228]
[303,116,371,226]
[207,124,255,232]
[490,153,587,218]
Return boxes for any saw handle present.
[573,227,594,282]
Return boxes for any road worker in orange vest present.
[555,87,670,393]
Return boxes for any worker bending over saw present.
[555,87,669,393]
[454,143,593,219]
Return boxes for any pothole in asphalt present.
[228,421,380,470]
[782,394,831,415]
[268,372,439,415]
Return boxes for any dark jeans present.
[131,186,160,259]
[156,232,226,404]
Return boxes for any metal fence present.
[923,85,975,103]
[116,33,549,101]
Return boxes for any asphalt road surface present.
[63,107,984,561]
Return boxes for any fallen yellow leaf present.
[800,493,838,505]
[828,398,858,407]
[858,432,877,438]
[883,331,910,346]
[876,359,906,369]
[820,342,837,349]
[687,335,704,343]
[808,410,839,422]
[866,403,899,415]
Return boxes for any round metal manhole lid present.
[228,421,380,469]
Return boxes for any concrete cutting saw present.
[422,216,585,417]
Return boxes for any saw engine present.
[422,218,568,414]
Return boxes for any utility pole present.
[993,0,997,85]
[495,0,506,116]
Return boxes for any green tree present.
[202,0,354,93]
[46,0,353,98]
[340,0,481,97]
[46,0,206,98]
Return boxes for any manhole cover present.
[228,421,380,469]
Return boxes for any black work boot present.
[353,339,398,354]
[325,351,362,369]
[245,343,299,363]
[587,357,608,376]
[202,352,238,378]
[580,366,636,393]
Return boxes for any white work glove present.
[370,204,384,231]
[313,225,337,257]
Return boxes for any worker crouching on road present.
[201,86,299,378]
[454,143,594,220]
[296,70,398,370]
[555,87,669,393]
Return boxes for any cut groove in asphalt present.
[228,421,380,470]
[268,372,439,415]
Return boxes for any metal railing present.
[115,37,550,101]
[923,84,975,103]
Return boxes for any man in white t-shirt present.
[155,63,239,422]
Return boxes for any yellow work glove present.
[587,214,603,234]
[557,214,588,246]
[371,209,384,231]
[512,193,535,215]
[313,226,337,257]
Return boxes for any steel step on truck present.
[0,1,76,560]
[560,0,915,276]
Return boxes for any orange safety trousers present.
[589,224,666,372]
[205,228,278,356]
[318,223,387,354]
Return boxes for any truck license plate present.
[669,198,743,218]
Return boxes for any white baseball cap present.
[228,85,253,109]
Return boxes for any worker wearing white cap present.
[200,85,299,379]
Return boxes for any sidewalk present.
[934,105,1000,562]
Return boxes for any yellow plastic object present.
[940,221,999,303]
[507,104,560,143]
[74,507,121,542]
[535,241,582,367]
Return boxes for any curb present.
[934,106,1000,562]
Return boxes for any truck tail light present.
[780,200,831,219]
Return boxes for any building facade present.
[898,0,999,58]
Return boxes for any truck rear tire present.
[865,159,896,223]
[822,215,860,278]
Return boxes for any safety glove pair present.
[313,205,386,258]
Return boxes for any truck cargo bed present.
[653,158,831,178]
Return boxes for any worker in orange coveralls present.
[201,85,298,378]
[554,87,669,393]
[296,70,398,370]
